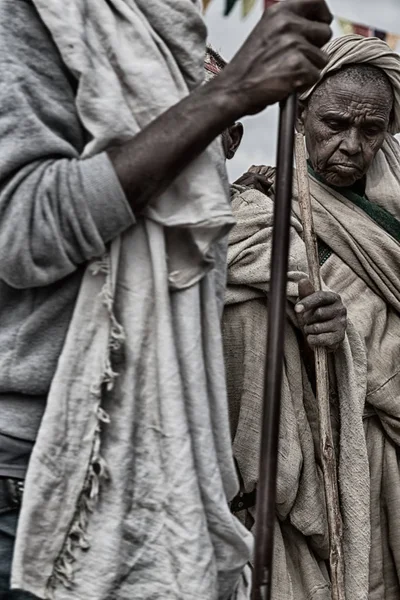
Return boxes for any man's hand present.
[234,172,270,194]
[295,278,347,351]
[108,0,332,216]
[216,0,332,119]
[234,165,273,194]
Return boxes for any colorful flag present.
[242,0,257,17]
[373,29,387,41]
[203,0,213,12]
[224,0,239,16]
[337,18,354,36]
[352,23,372,37]
[386,33,400,51]
[204,0,400,54]
[336,16,399,53]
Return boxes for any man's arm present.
[0,0,331,289]
[109,0,333,213]
[0,0,135,289]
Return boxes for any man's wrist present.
[200,75,244,129]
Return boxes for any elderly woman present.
[223,34,400,600]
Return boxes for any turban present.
[301,34,400,134]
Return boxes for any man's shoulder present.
[0,0,46,61]
[0,0,52,50]
[0,0,36,25]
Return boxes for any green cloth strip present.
[308,163,400,244]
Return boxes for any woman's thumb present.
[298,277,315,300]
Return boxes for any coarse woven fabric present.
[223,185,370,600]
[11,1,252,599]
[300,34,400,134]
[294,134,400,599]
[227,132,400,598]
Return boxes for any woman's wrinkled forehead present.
[311,64,394,107]
[309,64,394,122]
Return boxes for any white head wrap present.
[301,34,400,134]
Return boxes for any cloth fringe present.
[46,255,121,596]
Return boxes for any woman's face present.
[299,73,393,187]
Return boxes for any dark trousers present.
[0,479,40,600]
[0,510,18,595]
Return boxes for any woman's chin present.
[323,170,360,188]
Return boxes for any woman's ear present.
[296,101,307,135]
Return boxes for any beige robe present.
[223,134,400,600]
[303,137,400,598]
[223,186,370,600]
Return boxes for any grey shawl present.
[11,2,252,599]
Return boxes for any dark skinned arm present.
[108,0,332,216]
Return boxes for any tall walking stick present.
[252,94,297,600]
[294,132,346,600]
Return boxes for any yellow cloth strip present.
[242,0,257,17]
[386,33,400,51]
[337,18,355,36]
[203,0,213,13]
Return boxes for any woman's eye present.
[364,128,381,137]
[326,120,343,131]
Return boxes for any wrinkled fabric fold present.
[293,134,400,599]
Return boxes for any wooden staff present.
[294,132,346,600]
[252,94,297,600]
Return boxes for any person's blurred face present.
[298,74,393,187]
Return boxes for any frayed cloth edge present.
[45,254,123,598]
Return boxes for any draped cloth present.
[224,185,370,600]
[224,132,400,599]
[297,135,400,599]
[300,34,400,134]
[11,2,252,599]
[224,33,400,600]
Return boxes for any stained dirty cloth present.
[11,1,252,599]
[223,185,370,600]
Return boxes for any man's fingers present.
[234,174,252,185]
[301,22,332,52]
[280,46,326,91]
[248,165,268,175]
[280,13,332,49]
[234,173,271,193]
[285,0,333,25]
[300,43,328,72]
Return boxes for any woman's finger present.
[304,317,345,335]
[302,303,346,325]
[307,330,344,349]
[295,290,340,314]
